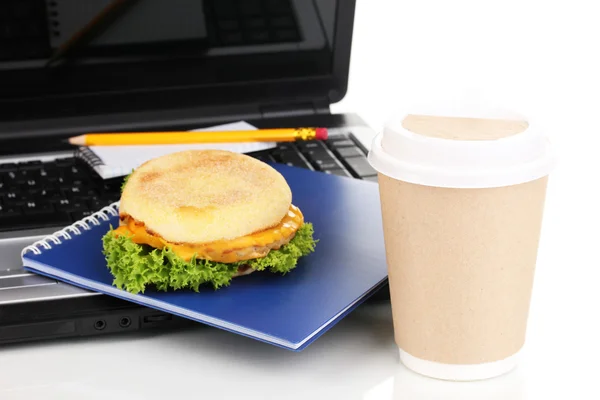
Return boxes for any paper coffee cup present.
[368,105,556,381]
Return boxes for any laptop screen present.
[0,0,342,123]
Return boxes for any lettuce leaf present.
[120,172,132,192]
[101,223,317,294]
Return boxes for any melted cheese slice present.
[113,205,303,263]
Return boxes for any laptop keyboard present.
[256,136,379,181]
[0,133,377,234]
[204,0,301,46]
[0,157,123,233]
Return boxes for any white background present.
[334,0,600,397]
[1,1,599,399]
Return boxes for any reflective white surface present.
[1,117,597,399]
[2,0,600,398]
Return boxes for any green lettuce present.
[101,223,317,294]
[120,172,132,192]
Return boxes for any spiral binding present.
[46,0,61,39]
[21,202,120,257]
[75,146,105,168]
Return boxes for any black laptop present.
[0,0,386,345]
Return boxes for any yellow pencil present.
[68,127,328,146]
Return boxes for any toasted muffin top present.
[119,149,292,244]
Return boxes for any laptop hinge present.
[259,101,330,119]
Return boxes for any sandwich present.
[102,149,317,294]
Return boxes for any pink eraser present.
[315,128,328,140]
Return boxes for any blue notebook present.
[21,165,388,351]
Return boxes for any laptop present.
[0,0,388,345]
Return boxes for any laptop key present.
[273,150,310,169]
[213,0,237,17]
[102,181,122,193]
[63,186,86,198]
[221,31,243,45]
[252,154,274,163]
[303,149,342,169]
[303,147,332,160]
[4,170,18,183]
[23,21,43,38]
[34,188,61,200]
[82,188,100,197]
[323,169,352,177]
[3,190,27,206]
[55,198,88,212]
[363,176,379,182]
[38,166,58,179]
[104,193,121,203]
[245,17,266,29]
[23,211,70,226]
[69,201,88,212]
[71,190,99,202]
[17,160,42,170]
[4,190,20,200]
[335,146,364,158]
[283,158,308,169]
[14,170,33,185]
[0,204,20,217]
[272,16,294,28]
[23,201,54,215]
[249,30,270,44]
[265,0,292,14]
[240,0,262,16]
[328,139,355,148]
[72,178,88,187]
[70,210,94,221]
[88,198,107,211]
[0,211,70,232]
[45,175,59,183]
[25,177,40,188]
[313,161,340,171]
[275,143,295,151]
[54,157,76,167]
[344,156,378,178]
[0,163,17,172]
[297,141,325,151]
[218,19,239,30]
[66,165,86,176]
[274,29,298,42]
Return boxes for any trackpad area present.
[0,235,46,274]
[0,275,56,290]
[0,235,58,290]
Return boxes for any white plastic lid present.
[368,104,557,189]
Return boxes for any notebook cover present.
[21,165,388,351]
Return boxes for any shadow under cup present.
[368,111,556,381]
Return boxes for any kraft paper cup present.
[368,105,556,381]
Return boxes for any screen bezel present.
[0,1,355,136]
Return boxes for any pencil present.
[46,0,138,66]
[68,128,328,146]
